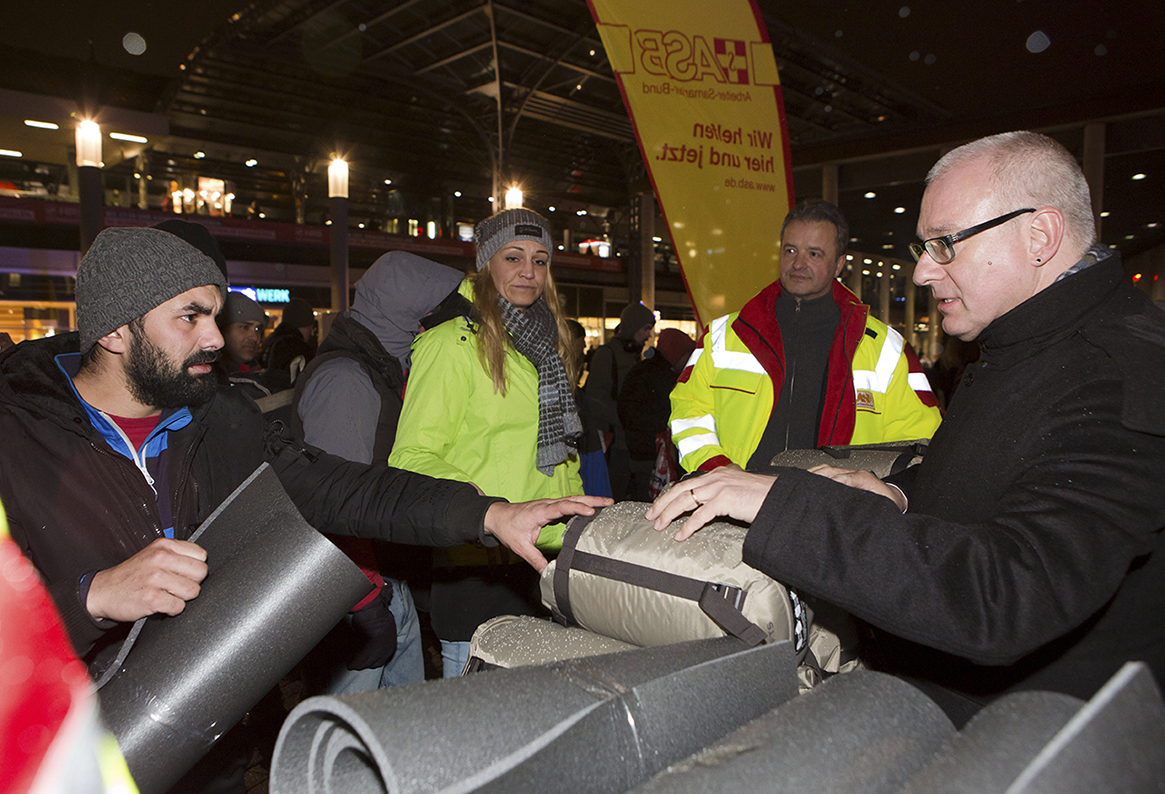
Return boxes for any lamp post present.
[76,120,103,254]
[328,158,349,312]
[504,185,523,210]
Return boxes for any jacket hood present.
[0,333,88,428]
[316,312,402,383]
[349,251,463,369]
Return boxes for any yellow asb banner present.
[588,0,792,327]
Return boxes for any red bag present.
[648,431,679,499]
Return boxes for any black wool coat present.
[742,251,1165,713]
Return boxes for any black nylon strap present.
[697,583,767,647]
[890,448,916,475]
[890,442,928,474]
[822,445,853,460]
[569,550,766,647]
[572,551,708,601]
[552,509,604,627]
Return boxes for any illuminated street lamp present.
[75,120,101,167]
[328,158,350,311]
[328,158,349,198]
[75,120,103,253]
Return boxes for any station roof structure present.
[1,0,1162,262]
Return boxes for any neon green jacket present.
[389,313,583,561]
[670,280,941,471]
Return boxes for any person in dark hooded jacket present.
[617,328,696,501]
[261,297,316,387]
[292,251,463,693]
[583,302,655,499]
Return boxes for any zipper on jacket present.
[171,422,207,539]
[89,440,165,540]
[783,301,801,451]
[735,316,785,385]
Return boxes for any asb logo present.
[855,389,878,413]
[634,31,750,84]
[715,39,749,84]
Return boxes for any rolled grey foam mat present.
[97,464,373,794]
[897,690,1084,794]
[1003,661,1165,793]
[271,636,799,794]
[631,670,955,794]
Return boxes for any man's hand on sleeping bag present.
[646,469,777,540]
[484,496,613,572]
[807,464,907,512]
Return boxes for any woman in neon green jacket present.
[389,208,583,676]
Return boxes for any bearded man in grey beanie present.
[0,227,607,687]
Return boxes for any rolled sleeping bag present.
[466,614,637,673]
[540,502,808,654]
[97,464,373,794]
[630,670,956,794]
[768,439,928,477]
[271,636,800,794]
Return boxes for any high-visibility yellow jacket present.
[670,280,941,471]
[389,313,583,560]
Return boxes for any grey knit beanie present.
[222,292,267,328]
[618,302,656,338]
[76,227,227,352]
[474,209,553,271]
[152,219,229,283]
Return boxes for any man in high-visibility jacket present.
[671,199,941,472]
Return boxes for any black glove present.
[346,585,398,671]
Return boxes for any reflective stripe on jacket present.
[670,279,941,471]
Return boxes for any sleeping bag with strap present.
[539,501,808,656]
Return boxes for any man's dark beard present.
[125,330,220,409]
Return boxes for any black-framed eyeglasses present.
[908,208,1036,264]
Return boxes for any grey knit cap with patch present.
[474,209,553,271]
[76,227,227,353]
[222,292,267,328]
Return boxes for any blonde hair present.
[471,266,579,395]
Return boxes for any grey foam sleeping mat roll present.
[632,661,1165,794]
[630,669,956,794]
[980,661,1165,794]
[97,464,373,794]
[270,636,799,794]
[896,689,1086,794]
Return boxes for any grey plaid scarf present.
[498,295,582,475]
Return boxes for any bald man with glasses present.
[648,130,1165,723]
